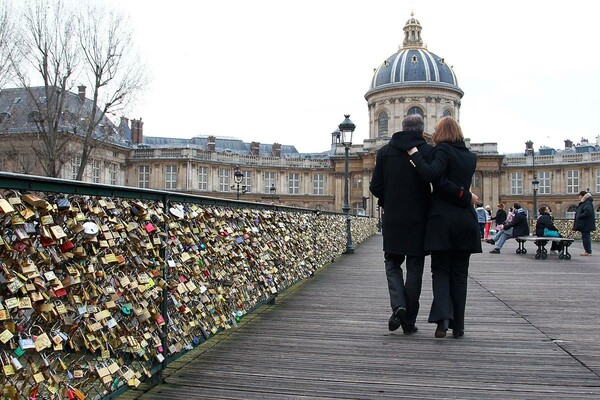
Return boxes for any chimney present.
[131,118,144,144]
[564,139,573,149]
[207,135,216,152]
[250,141,260,156]
[272,143,281,158]
[78,85,86,103]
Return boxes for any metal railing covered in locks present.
[0,172,376,399]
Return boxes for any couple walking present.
[370,115,481,338]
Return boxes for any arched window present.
[377,111,388,137]
[0,112,10,123]
[442,109,452,117]
[407,106,423,118]
[565,205,577,219]
[596,206,600,218]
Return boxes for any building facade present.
[1,15,599,219]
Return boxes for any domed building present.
[365,14,463,138]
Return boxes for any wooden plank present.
[122,236,600,399]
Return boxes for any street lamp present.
[232,165,245,200]
[525,141,538,218]
[339,114,355,254]
[269,184,277,208]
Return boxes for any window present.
[538,171,551,194]
[313,174,325,195]
[19,154,33,174]
[71,156,81,180]
[471,173,480,188]
[565,205,577,219]
[566,170,579,194]
[138,165,149,188]
[352,174,362,189]
[165,165,177,189]
[407,106,424,118]
[288,173,300,194]
[198,166,208,190]
[352,202,364,215]
[218,168,230,192]
[92,159,101,183]
[442,109,452,117]
[243,170,251,193]
[109,163,118,186]
[264,172,276,193]
[27,111,43,123]
[510,172,523,195]
[0,112,10,123]
[596,169,600,193]
[377,111,388,137]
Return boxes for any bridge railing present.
[0,172,376,399]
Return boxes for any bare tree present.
[8,0,147,179]
[74,3,147,181]
[12,0,80,177]
[0,1,19,88]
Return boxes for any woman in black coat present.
[407,116,481,339]
[535,206,562,253]
[573,191,595,256]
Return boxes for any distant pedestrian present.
[536,206,563,254]
[487,202,529,254]
[475,203,487,239]
[492,203,507,227]
[484,205,492,239]
[573,191,595,256]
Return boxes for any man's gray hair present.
[402,114,424,134]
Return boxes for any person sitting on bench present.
[535,206,563,254]
[487,203,529,254]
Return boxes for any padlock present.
[7,352,22,371]
[1,352,15,376]
[18,332,35,349]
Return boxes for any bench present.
[516,236,575,260]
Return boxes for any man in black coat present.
[489,202,529,253]
[573,191,595,256]
[492,203,507,227]
[369,115,431,334]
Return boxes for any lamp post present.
[232,165,244,200]
[339,114,355,254]
[525,141,538,218]
[269,184,277,209]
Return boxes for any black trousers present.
[384,252,425,328]
[428,250,471,333]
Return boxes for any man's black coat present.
[370,131,432,256]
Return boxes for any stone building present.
[1,15,599,219]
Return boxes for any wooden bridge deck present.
[121,234,600,399]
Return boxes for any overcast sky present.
[108,0,600,155]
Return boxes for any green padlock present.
[13,347,25,358]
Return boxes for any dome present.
[367,15,462,95]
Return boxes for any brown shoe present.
[580,252,592,256]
